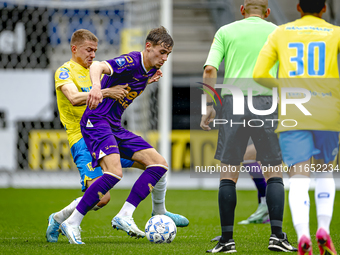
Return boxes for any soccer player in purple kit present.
[60,26,183,244]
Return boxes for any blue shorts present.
[279,130,339,167]
[71,138,134,191]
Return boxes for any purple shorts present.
[81,124,153,168]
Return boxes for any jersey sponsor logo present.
[285,26,333,32]
[115,57,126,67]
[81,87,92,92]
[59,67,70,72]
[59,71,69,80]
[125,56,133,63]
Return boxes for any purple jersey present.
[80,51,157,127]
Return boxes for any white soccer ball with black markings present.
[145,215,177,243]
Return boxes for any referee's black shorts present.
[214,95,282,166]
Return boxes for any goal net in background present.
[0,0,161,172]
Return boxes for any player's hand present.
[87,85,103,110]
[200,106,216,131]
[148,70,163,84]
[105,84,129,100]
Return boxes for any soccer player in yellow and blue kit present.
[46,29,188,244]
[254,1,338,254]
[45,29,134,243]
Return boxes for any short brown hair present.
[145,26,174,49]
[70,29,98,47]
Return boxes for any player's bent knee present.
[104,166,123,178]
[160,160,168,168]
[113,170,123,179]
[158,161,168,168]
[146,157,168,168]
[154,155,168,167]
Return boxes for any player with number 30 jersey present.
[254,1,339,254]
[254,13,340,133]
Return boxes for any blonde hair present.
[70,29,98,47]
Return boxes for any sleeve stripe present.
[104,61,113,76]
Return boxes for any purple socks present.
[244,162,267,204]
[76,173,121,215]
[127,165,168,207]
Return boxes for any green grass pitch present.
[0,188,339,254]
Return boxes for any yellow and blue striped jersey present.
[254,15,340,132]
[55,59,93,147]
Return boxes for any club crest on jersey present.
[115,57,126,67]
[59,71,69,80]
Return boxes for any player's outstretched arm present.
[60,83,128,107]
[88,62,111,109]
[200,65,217,131]
[148,69,163,84]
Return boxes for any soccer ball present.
[145,215,177,243]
